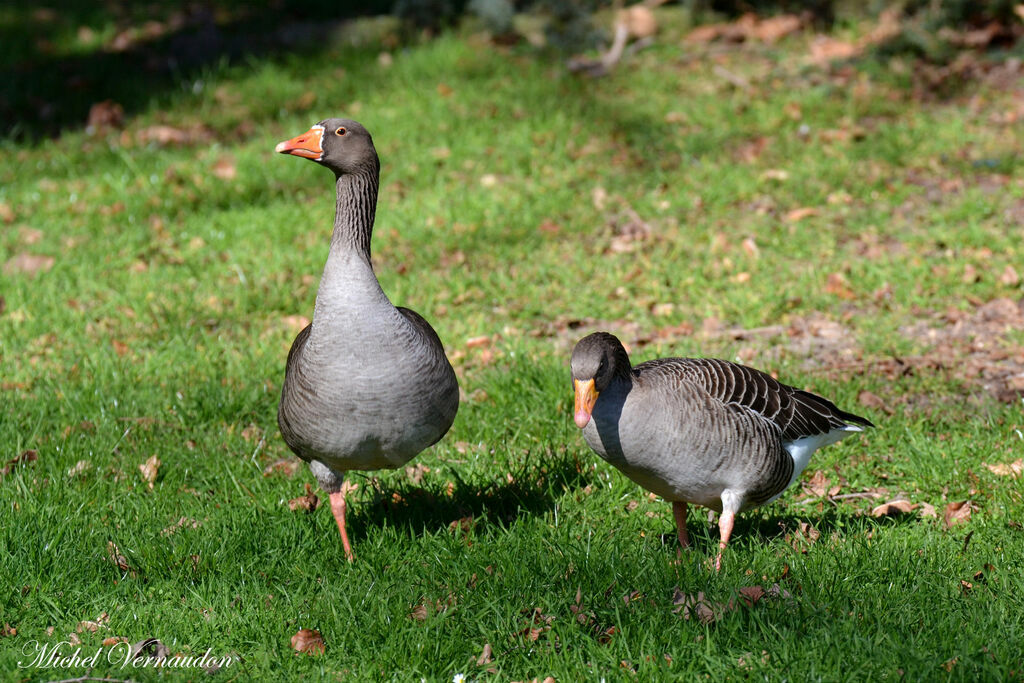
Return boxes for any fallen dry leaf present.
[291,629,325,655]
[240,423,263,443]
[161,516,200,536]
[944,501,973,529]
[4,253,55,276]
[212,156,236,180]
[106,541,132,574]
[1,450,37,476]
[805,470,830,498]
[288,483,319,512]
[872,499,918,517]
[999,265,1021,286]
[87,100,124,132]
[66,460,91,478]
[825,272,856,300]
[102,636,128,647]
[985,458,1023,477]
[139,454,161,489]
[785,207,819,222]
[263,458,301,477]
[2,623,15,637]
[405,463,430,485]
[476,642,494,666]
[857,390,888,413]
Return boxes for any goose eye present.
[335,127,347,136]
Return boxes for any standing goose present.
[276,118,459,561]
[570,332,872,570]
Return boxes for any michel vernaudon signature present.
[18,639,236,670]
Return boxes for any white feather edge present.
[765,425,864,504]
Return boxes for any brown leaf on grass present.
[240,423,263,443]
[466,335,491,349]
[106,541,133,575]
[919,502,937,519]
[753,14,802,43]
[449,516,475,543]
[291,629,325,655]
[809,37,859,63]
[280,314,311,335]
[999,265,1021,286]
[76,619,104,633]
[741,237,759,259]
[288,483,319,512]
[161,516,200,536]
[804,470,830,498]
[785,207,819,222]
[2,450,38,476]
[2,623,15,637]
[263,458,301,477]
[4,253,54,276]
[139,455,161,489]
[476,642,494,666]
[516,608,554,641]
[405,463,430,485]
[410,594,457,621]
[985,459,1023,477]
[857,390,889,413]
[212,156,236,180]
[102,636,128,647]
[0,201,14,223]
[872,499,918,517]
[944,501,974,529]
[66,460,92,477]
[87,100,124,132]
[825,272,855,300]
[672,589,717,623]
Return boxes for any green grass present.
[3,8,1024,681]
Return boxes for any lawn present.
[2,4,1024,681]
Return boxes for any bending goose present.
[275,119,459,561]
[570,332,873,570]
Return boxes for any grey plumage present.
[570,331,872,569]
[276,118,459,559]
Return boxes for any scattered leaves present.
[985,459,1023,478]
[872,499,918,517]
[4,253,55,276]
[138,454,161,489]
[290,629,325,655]
[405,462,430,484]
[944,501,974,529]
[1,450,38,476]
[106,541,134,576]
[288,483,320,512]
[263,459,301,477]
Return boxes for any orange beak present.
[573,378,598,429]
[275,125,324,160]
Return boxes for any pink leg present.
[672,501,690,549]
[714,509,736,572]
[329,490,355,562]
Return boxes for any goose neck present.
[330,168,378,258]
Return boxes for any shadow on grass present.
[345,451,590,540]
[0,0,392,139]
[659,504,906,555]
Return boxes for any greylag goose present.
[275,119,459,561]
[570,332,873,570]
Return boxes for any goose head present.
[276,118,378,176]
[570,332,630,429]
